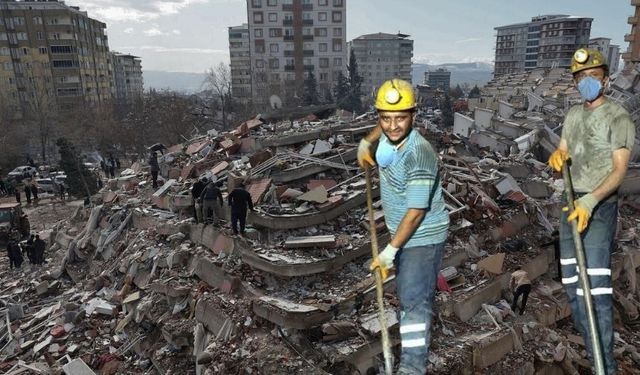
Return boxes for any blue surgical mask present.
[577,76,603,102]
[376,137,408,167]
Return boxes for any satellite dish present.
[269,94,283,110]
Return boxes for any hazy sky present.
[64,0,635,73]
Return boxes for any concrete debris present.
[1,97,640,375]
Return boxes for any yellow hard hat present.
[570,48,608,75]
[375,79,416,111]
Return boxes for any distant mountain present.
[412,62,494,88]
[144,71,207,93]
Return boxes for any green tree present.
[333,72,349,106]
[56,137,98,198]
[450,84,464,99]
[346,49,363,113]
[468,85,481,99]
[323,88,333,104]
[303,71,319,105]
[441,94,454,127]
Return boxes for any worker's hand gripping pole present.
[364,167,393,375]
[562,162,605,375]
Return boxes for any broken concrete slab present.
[296,185,328,204]
[283,235,336,249]
[62,358,96,375]
[252,296,333,330]
[477,253,505,275]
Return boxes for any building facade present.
[589,37,620,74]
[111,52,143,104]
[623,0,640,65]
[0,0,113,116]
[245,0,347,108]
[494,15,592,76]
[424,68,450,91]
[229,24,251,104]
[348,32,413,97]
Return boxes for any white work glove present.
[370,244,399,280]
[357,139,375,168]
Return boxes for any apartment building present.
[494,15,592,76]
[623,0,640,66]
[589,37,620,74]
[111,52,143,104]
[245,0,347,108]
[349,32,413,97]
[424,68,450,91]
[0,0,112,116]
[229,24,251,104]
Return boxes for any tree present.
[468,85,482,99]
[203,62,232,129]
[333,72,349,106]
[23,62,58,162]
[449,84,464,99]
[0,91,27,172]
[323,88,333,104]
[441,94,454,127]
[303,71,319,105]
[56,137,98,198]
[346,49,363,113]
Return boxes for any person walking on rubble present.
[34,234,46,265]
[548,48,635,375]
[23,181,32,205]
[200,180,223,225]
[148,151,160,189]
[357,79,450,374]
[228,181,254,236]
[510,267,531,315]
[7,237,23,269]
[191,177,208,223]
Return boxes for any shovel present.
[364,167,393,375]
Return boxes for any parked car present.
[8,166,37,179]
[35,178,56,193]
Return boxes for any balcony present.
[284,35,294,41]
[284,50,294,57]
[625,33,635,42]
[629,16,639,24]
[302,35,313,41]
[282,4,293,10]
[304,65,314,70]
[283,19,293,26]
[302,19,313,26]
[303,49,314,56]
[284,64,295,71]
[302,4,313,10]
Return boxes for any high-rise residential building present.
[348,32,413,97]
[0,0,113,116]
[494,15,592,77]
[110,52,143,104]
[229,24,252,104]
[245,0,347,108]
[589,37,620,74]
[424,68,450,91]
[623,0,640,66]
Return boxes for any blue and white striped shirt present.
[379,129,449,247]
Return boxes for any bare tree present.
[203,62,232,129]
[23,61,58,162]
[0,90,28,171]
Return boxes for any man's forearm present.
[591,168,627,201]
[389,208,425,249]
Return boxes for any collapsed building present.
[1,95,640,375]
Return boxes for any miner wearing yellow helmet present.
[549,48,635,374]
[358,79,449,373]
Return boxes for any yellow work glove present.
[357,139,376,169]
[370,244,398,280]
[548,149,569,172]
[565,193,599,233]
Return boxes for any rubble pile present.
[1,103,640,375]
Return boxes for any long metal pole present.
[562,163,605,374]
[364,167,393,375]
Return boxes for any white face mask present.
[375,136,409,168]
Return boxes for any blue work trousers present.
[394,242,444,374]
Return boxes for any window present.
[319,0,328,5]
[332,11,342,22]
[33,17,43,25]
[14,17,25,26]
[256,59,265,68]
[269,58,279,68]
[333,0,343,5]
[303,28,312,35]
[0,47,8,56]
[303,13,312,20]
[319,58,329,68]
[17,32,28,40]
[316,28,327,37]
[50,45,74,54]
[267,0,277,5]
[3,62,11,70]
[286,58,294,66]
[284,28,293,36]
[318,12,327,21]
[319,43,327,52]
[252,0,262,7]
[332,40,342,52]
[51,33,61,40]
[334,57,342,66]
[271,73,279,81]
[270,43,279,53]
[269,28,281,37]
[253,12,263,23]
[333,28,342,37]
[21,47,28,55]
[268,13,277,22]
[47,18,59,25]
[52,60,75,68]
[255,28,263,37]
[320,72,328,81]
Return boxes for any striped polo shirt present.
[379,129,449,247]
